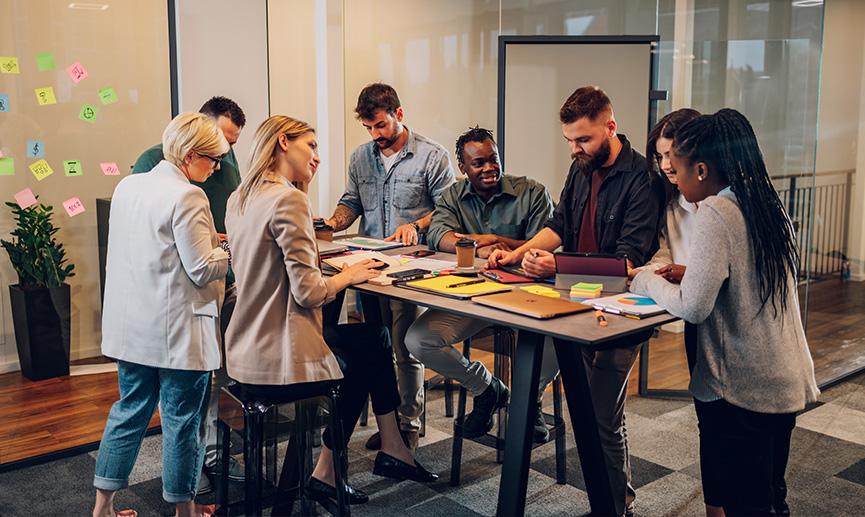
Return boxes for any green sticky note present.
[0,157,13,176]
[98,87,118,105]
[36,52,55,72]
[79,103,98,122]
[63,160,82,176]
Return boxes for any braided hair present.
[455,126,496,167]
[647,108,701,206]
[673,108,799,316]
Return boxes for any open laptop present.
[317,239,348,256]
[473,290,592,319]
[554,252,628,292]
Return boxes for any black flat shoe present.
[305,476,369,505]
[373,451,439,483]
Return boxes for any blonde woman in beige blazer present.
[224,115,437,508]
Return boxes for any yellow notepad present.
[403,276,512,298]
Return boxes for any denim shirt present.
[338,128,455,238]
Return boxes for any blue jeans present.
[94,360,211,503]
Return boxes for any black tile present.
[838,458,865,487]
[404,495,484,517]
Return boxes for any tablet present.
[554,252,628,292]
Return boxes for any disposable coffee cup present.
[455,238,477,268]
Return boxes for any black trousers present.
[234,290,400,450]
[693,398,796,516]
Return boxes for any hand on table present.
[477,242,511,259]
[338,259,383,285]
[487,249,521,269]
[385,223,419,246]
[521,249,556,278]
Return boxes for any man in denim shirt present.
[325,83,455,448]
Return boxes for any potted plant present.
[1,199,75,380]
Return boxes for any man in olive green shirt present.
[405,127,558,444]
[131,96,246,492]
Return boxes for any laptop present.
[317,239,348,256]
[472,290,593,319]
[554,252,628,292]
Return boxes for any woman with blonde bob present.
[225,115,436,510]
[94,112,230,517]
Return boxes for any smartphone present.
[387,268,430,279]
[407,249,435,258]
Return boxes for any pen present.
[447,278,485,289]
[594,310,608,327]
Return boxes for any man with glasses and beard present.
[324,83,455,451]
[488,86,660,517]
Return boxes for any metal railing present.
[773,170,854,278]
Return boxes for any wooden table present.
[334,245,677,516]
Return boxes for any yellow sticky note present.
[520,285,561,298]
[29,159,54,181]
[34,87,57,105]
[0,57,20,74]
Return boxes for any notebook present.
[321,251,400,271]
[317,239,348,256]
[335,236,404,251]
[481,268,535,284]
[397,275,512,300]
[582,294,666,319]
[473,291,592,319]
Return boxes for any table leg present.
[553,338,616,515]
[496,330,544,516]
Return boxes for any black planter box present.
[9,284,71,381]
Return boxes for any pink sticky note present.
[14,188,38,209]
[62,196,86,217]
[100,162,120,175]
[66,61,88,83]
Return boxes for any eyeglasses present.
[196,152,222,169]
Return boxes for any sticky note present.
[62,197,85,217]
[66,61,88,83]
[100,162,120,175]
[26,140,45,159]
[29,159,54,181]
[0,57,20,74]
[14,188,37,209]
[79,103,98,122]
[0,93,9,112]
[36,52,55,71]
[0,157,14,176]
[98,87,118,105]
[64,160,82,176]
[34,87,57,105]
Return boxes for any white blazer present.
[101,160,229,371]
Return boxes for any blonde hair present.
[235,115,315,212]
[162,112,229,168]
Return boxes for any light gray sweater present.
[630,191,819,414]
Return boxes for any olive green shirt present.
[427,174,554,251]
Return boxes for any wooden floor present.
[0,277,861,467]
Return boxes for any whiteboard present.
[499,37,657,203]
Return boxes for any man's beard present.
[375,132,399,149]
[572,138,611,175]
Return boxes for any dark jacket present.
[544,135,660,267]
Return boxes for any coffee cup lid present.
[455,238,476,247]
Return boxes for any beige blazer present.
[102,160,228,371]
[224,178,343,385]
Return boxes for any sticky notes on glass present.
[14,188,37,209]
[0,57,20,74]
[0,93,9,112]
[0,157,14,176]
[100,162,120,176]
[98,87,118,105]
[29,159,54,181]
[79,103,98,122]
[34,87,57,105]
[63,197,85,217]
[36,52,55,72]
[26,140,45,159]
[64,160,82,176]
[66,61,88,83]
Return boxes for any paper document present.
[583,294,666,318]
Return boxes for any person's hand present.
[338,259,383,285]
[217,233,227,242]
[487,249,520,269]
[521,249,556,278]
[477,242,511,259]
[454,232,499,248]
[385,223,419,245]
[656,264,686,284]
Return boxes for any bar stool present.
[216,381,350,516]
[450,327,567,486]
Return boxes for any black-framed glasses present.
[196,152,223,169]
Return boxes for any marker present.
[594,310,608,327]
[447,278,485,289]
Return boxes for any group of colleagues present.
[91,83,819,517]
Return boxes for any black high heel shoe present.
[305,476,370,505]
[372,451,439,482]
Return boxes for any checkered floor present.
[1,372,864,516]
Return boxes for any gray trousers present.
[378,297,424,432]
[202,283,237,466]
[582,343,642,516]
[405,309,560,396]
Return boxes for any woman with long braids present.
[630,108,818,516]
